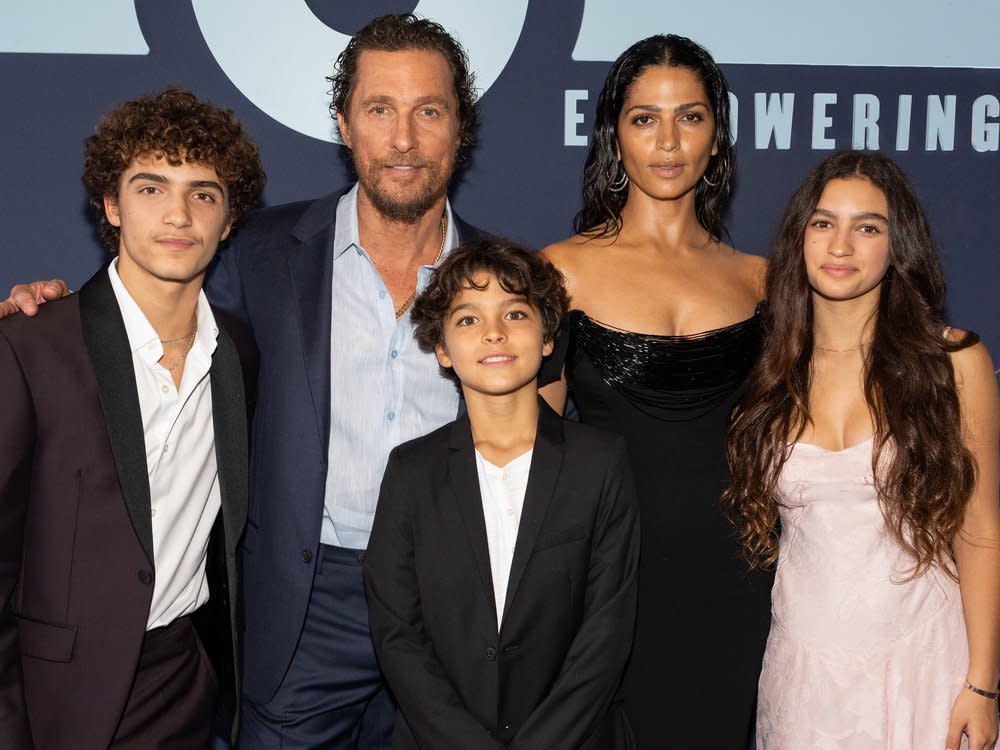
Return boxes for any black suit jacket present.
[364,402,639,750]
[0,269,249,749]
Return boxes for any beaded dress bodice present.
[565,303,764,421]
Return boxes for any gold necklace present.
[394,214,448,320]
[160,328,197,345]
[160,326,198,372]
[813,340,869,353]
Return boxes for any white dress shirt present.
[321,184,461,549]
[108,262,221,630]
[475,449,534,629]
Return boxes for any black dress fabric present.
[544,307,773,749]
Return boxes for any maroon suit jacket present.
[0,269,249,749]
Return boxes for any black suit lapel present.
[78,269,154,565]
[206,324,249,730]
[209,328,248,557]
[287,194,339,459]
[447,414,499,623]
[502,401,565,624]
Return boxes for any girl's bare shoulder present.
[948,332,996,390]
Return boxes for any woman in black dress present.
[542,35,772,747]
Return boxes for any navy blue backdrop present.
[2,1,997,356]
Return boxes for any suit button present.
[485,647,497,661]
[301,549,313,563]
[137,569,153,585]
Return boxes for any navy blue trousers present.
[239,545,395,749]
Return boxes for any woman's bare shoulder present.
[542,233,615,272]
[725,244,766,268]
[727,246,767,297]
[542,234,618,305]
[543,234,595,259]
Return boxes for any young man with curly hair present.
[364,239,640,749]
[0,87,264,749]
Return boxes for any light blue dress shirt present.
[321,185,461,549]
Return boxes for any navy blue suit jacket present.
[206,188,488,703]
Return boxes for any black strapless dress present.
[546,308,773,749]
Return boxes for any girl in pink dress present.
[724,151,1000,750]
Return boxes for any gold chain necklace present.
[813,340,869,353]
[160,326,198,372]
[394,214,447,320]
[159,328,197,345]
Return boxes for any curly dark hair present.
[723,150,978,576]
[327,13,478,161]
[411,238,569,384]
[82,87,265,252]
[575,34,734,241]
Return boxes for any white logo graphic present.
[192,0,530,143]
[572,0,1000,68]
[0,0,148,54]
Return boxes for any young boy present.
[0,88,264,749]
[364,238,639,749]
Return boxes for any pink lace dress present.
[756,437,969,749]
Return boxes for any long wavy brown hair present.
[574,34,735,241]
[723,151,977,575]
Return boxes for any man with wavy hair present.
[0,88,264,749]
[205,15,491,749]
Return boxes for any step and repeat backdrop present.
[2,1,998,354]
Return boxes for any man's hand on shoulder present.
[0,280,71,318]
